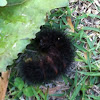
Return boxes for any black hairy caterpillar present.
[16,27,75,84]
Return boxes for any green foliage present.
[7,0,26,6]
[5,76,48,99]
[83,27,100,33]
[45,6,100,99]
[5,1,100,99]
[23,86,34,97]
[78,71,100,76]
[14,77,24,90]
[0,0,68,72]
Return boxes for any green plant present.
[0,0,68,72]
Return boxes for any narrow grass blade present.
[78,71,100,76]
[83,27,100,32]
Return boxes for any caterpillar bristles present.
[16,27,75,85]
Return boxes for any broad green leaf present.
[0,0,68,72]
[14,77,24,90]
[0,0,7,6]
[23,86,34,97]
